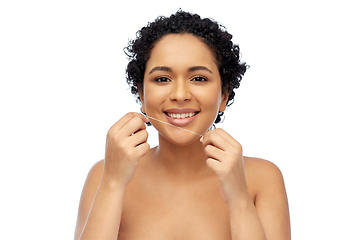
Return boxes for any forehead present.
[145,33,218,72]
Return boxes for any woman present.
[74,10,291,240]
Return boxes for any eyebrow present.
[188,66,213,74]
[149,65,213,74]
[149,66,172,74]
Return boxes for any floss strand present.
[147,116,203,137]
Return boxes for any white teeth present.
[167,112,197,119]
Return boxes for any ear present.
[138,87,146,114]
[219,92,229,112]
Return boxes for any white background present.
[1,0,359,239]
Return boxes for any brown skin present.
[74,34,291,240]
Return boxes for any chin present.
[159,130,202,147]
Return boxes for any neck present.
[153,133,210,178]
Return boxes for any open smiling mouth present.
[164,112,199,119]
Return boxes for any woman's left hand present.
[201,128,250,206]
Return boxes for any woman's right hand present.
[103,112,150,187]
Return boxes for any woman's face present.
[140,33,228,145]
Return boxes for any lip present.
[164,108,200,127]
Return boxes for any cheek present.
[194,87,223,112]
[143,84,167,109]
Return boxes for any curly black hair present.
[125,10,248,123]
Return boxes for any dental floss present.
[147,116,203,137]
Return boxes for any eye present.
[155,77,171,83]
[191,76,208,82]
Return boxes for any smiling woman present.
[142,33,227,140]
[125,10,247,124]
[74,10,291,240]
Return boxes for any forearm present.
[228,197,267,240]
[77,178,126,240]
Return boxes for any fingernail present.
[200,136,204,143]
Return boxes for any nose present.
[169,79,192,102]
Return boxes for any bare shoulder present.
[244,157,291,239]
[244,156,282,172]
[79,159,105,207]
[74,160,104,239]
[87,159,105,182]
[80,159,105,195]
[244,156,284,188]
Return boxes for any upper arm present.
[251,159,291,240]
[74,160,104,240]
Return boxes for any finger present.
[110,112,148,132]
[203,128,240,151]
[214,128,240,149]
[128,129,148,147]
[206,158,222,173]
[121,116,147,137]
[202,129,229,151]
[134,142,150,158]
[131,112,149,124]
[204,144,225,162]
